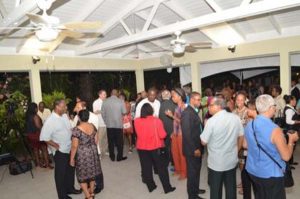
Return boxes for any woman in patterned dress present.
[70,110,102,199]
[233,92,251,198]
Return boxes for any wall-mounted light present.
[32,56,40,64]
[166,67,173,73]
[228,45,236,53]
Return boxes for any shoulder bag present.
[251,121,294,187]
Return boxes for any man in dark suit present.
[181,92,205,199]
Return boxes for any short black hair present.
[173,87,186,102]
[53,98,64,109]
[140,103,154,118]
[283,95,296,104]
[78,109,90,122]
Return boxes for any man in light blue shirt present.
[40,99,81,199]
[200,97,244,199]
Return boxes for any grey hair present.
[161,90,171,100]
[212,97,226,109]
[255,94,275,114]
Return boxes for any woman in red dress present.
[25,102,52,168]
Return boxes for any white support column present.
[29,67,42,103]
[280,51,291,95]
[135,68,145,92]
[191,62,201,93]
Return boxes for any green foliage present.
[0,91,27,154]
[42,90,71,110]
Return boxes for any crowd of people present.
[22,79,300,199]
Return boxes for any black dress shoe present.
[198,189,206,194]
[66,195,72,199]
[189,196,204,199]
[292,162,298,165]
[67,189,82,194]
[110,157,115,161]
[291,166,295,170]
[165,187,176,194]
[117,157,127,161]
[148,185,157,192]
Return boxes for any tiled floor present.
[0,145,299,199]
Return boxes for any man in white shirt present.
[93,90,108,157]
[40,99,81,199]
[37,101,51,124]
[134,88,160,119]
[200,97,244,199]
[73,101,99,131]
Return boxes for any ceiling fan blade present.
[189,41,212,46]
[61,30,84,39]
[40,34,66,53]
[17,33,45,54]
[0,27,38,30]
[26,13,49,25]
[62,21,102,30]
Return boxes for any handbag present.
[9,160,33,176]
[251,121,294,187]
[153,119,168,159]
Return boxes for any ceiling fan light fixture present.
[173,43,185,54]
[36,27,59,42]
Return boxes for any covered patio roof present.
[0,0,300,103]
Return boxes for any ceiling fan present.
[0,0,101,54]
[143,30,212,56]
[171,30,212,54]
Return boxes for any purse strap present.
[251,120,284,173]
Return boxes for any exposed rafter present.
[0,1,38,34]
[15,0,21,7]
[0,0,8,18]
[142,1,161,32]
[71,0,105,21]
[119,46,136,57]
[268,15,282,35]
[84,0,166,46]
[135,13,170,50]
[120,19,133,35]
[241,0,254,6]
[82,0,167,47]
[77,0,300,55]
[203,0,245,40]
[204,0,222,12]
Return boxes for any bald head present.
[111,89,118,96]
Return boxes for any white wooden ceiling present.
[0,0,300,59]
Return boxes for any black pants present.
[249,173,285,199]
[208,167,236,199]
[241,167,252,199]
[107,128,124,161]
[54,151,75,199]
[138,149,173,193]
[186,155,202,199]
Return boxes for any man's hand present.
[194,149,201,157]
